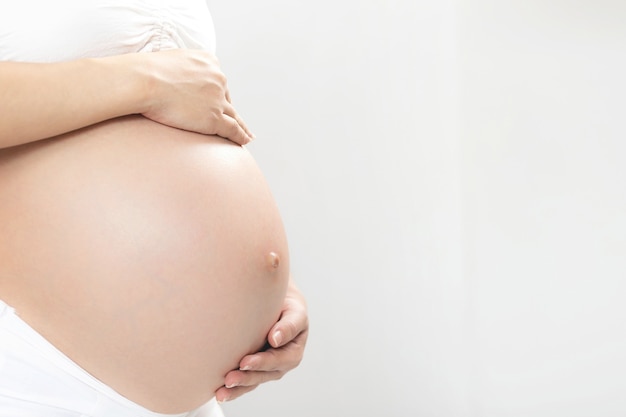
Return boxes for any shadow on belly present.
[0,115,290,412]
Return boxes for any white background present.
[208,1,626,416]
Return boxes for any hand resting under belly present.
[0,115,290,413]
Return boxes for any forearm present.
[0,54,147,149]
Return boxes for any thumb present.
[268,307,305,348]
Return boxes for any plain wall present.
[207,1,626,416]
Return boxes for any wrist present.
[98,53,155,118]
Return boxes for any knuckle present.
[293,354,304,368]
[283,320,300,340]
[274,370,288,381]
[212,70,227,85]
[208,111,221,123]
[229,120,241,136]
[204,80,223,96]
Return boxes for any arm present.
[216,277,309,402]
[0,49,253,149]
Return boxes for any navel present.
[267,251,281,269]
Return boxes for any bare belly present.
[0,116,290,413]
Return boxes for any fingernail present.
[225,382,239,388]
[240,365,252,371]
[217,396,229,404]
[272,330,283,346]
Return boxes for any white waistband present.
[0,299,223,417]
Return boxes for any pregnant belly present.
[0,116,290,413]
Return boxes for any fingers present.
[216,368,282,403]
[268,298,309,349]
[240,330,308,373]
[222,100,255,141]
[215,331,308,403]
[141,49,256,143]
[215,383,260,403]
[213,113,252,145]
[214,284,309,403]
[269,316,299,348]
[226,369,283,390]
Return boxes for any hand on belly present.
[0,115,290,413]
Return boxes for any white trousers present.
[0,299,224,417]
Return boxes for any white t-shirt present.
[0,0,216,62]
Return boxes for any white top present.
[0,0,216,62]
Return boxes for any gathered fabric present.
[0,0,216,62]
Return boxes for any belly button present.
[267,252,280,269]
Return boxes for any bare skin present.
[0,48,309,409]
[217,279,309,402]
[0,49,253,148]
[0,115,290,412]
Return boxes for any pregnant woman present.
[0,1,308,417]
